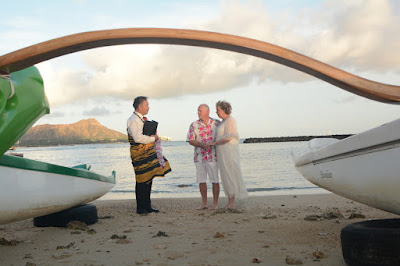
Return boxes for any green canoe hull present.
[0,66,49,156]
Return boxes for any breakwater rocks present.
[243,134,353,143]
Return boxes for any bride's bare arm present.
[214,139,230,145]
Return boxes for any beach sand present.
[1,193,398,265]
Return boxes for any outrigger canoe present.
[0,66,115,225]
[0,155,115,224]
[292,118,400,215]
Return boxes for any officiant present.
[127,96,171,215]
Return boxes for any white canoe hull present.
[0,155,115,225]
[292,118,400,215]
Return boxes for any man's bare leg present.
[210,183,219,210]
[197,183,208,209]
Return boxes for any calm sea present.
[12,141,326,199]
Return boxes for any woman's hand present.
[202,142,216,149]
[200,142,208,149]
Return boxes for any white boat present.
[292,118,400,215]
[0,154,115,225]
[0,66,115,225]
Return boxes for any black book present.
[143,120,158,136]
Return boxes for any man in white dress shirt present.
[127,96,171,214]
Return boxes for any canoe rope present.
[0,74,15,99]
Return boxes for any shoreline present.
[100,187,328,200]
[1,194,398,265]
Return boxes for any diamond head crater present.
[18,118,129,147]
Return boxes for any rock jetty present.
[243,134,352,143]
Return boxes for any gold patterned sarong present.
[128,133,171,184]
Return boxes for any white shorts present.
[195,162,219,183]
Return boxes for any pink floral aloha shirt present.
[186,118,220,163]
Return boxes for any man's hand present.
[202,142,209,150]
[189,140,211,149]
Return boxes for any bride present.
[211,100,248,209]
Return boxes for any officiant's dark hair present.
[133,96,148,110]
[216,100,232,115]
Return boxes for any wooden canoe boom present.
[0,28,399,103]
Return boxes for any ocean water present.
[12,141,326,199]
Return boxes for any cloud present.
[36,0,400,107]
[47,111,65,118]
[82,106,111,116]
[308,0,400,71]
[331,95,358,104]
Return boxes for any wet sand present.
[1,193,398,265]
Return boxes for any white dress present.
[216,116,248,199]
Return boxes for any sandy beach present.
[1,193,398,266]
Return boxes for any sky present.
[1,0,400,141]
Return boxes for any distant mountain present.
[19,118,128,147]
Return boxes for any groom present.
[187,104,220,210]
